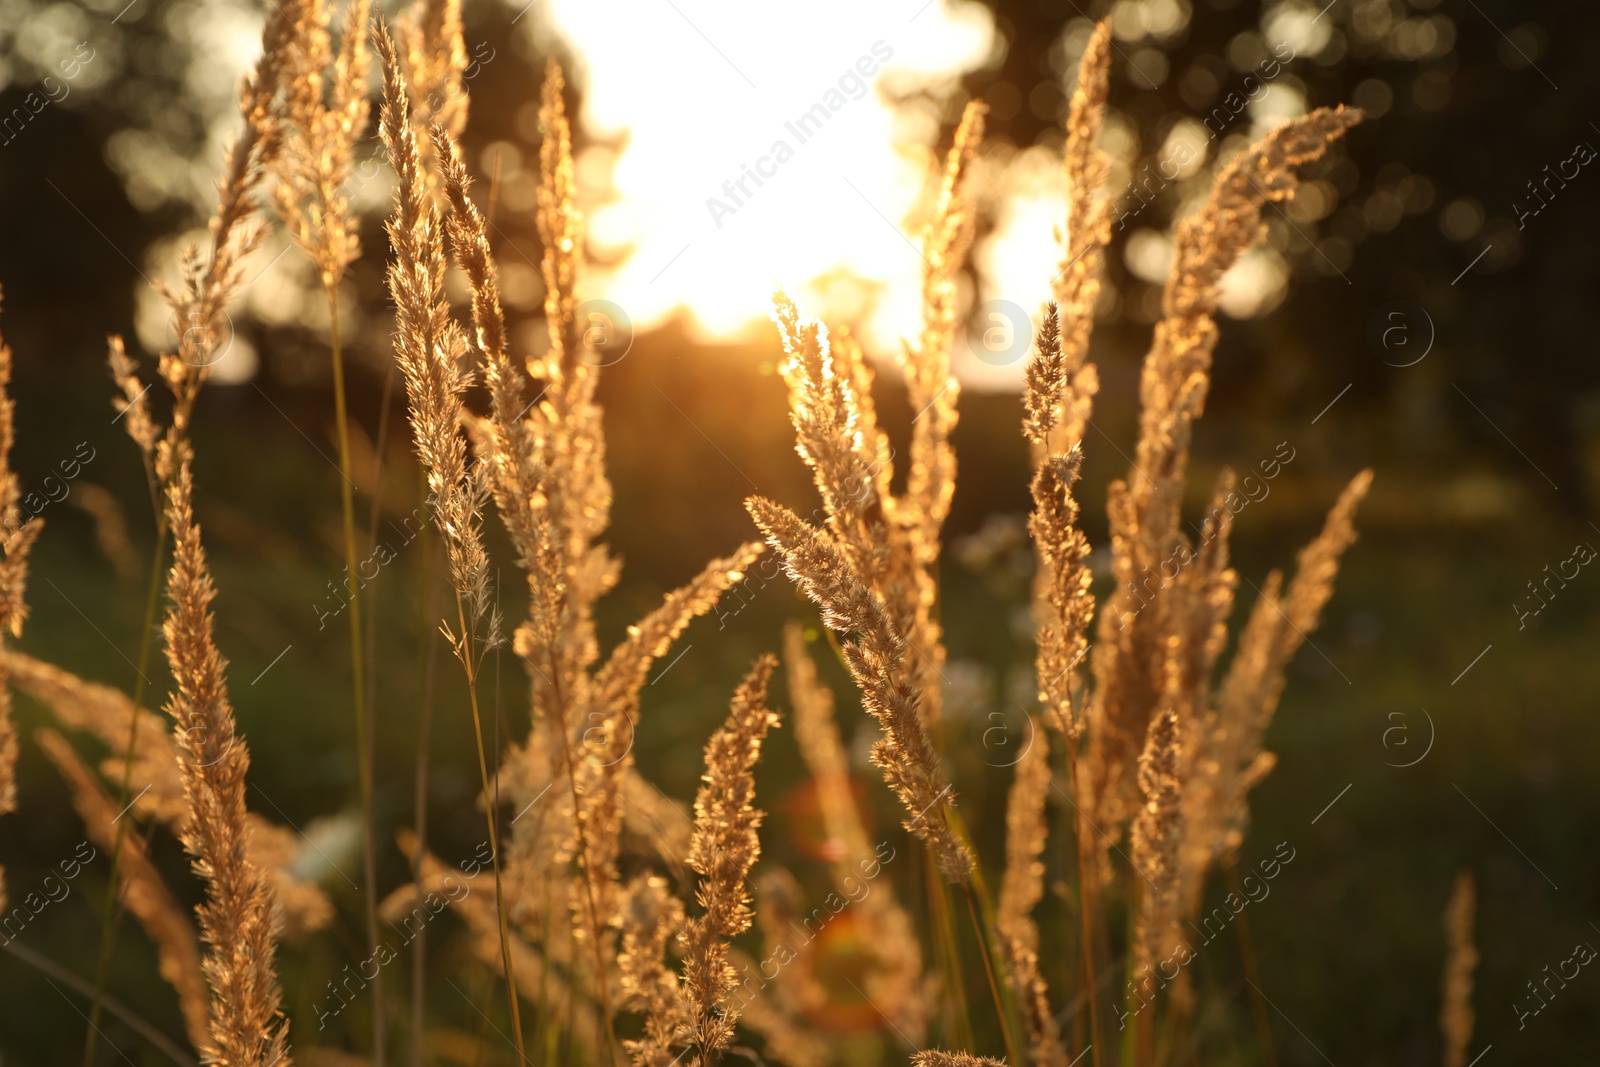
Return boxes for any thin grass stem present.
[961,880,1022,1067]
[926,849,973,1050]
[455,592,526,1059]
[328,290,384,1062]
[82,522,167,1067]
[1225,863,1277,1067]
[1065,729,1105,1067]
[412,477,442,1067]
[545,650,619,1067]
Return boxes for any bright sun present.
[529,0,1007,365]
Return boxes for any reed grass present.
[680,656,780,1060]
[0,7,1387,1067]
[36,727,209,1052]
[1440,871,1477,1067]
[270,2,382,1051]
[784,623,930,1043]
[913,1052,1008,1067]
[996,724,1063,1067]
[88,337,173,1067]
[162,432,292,1065]
[73,2,300,1059]
[377,18,523,1061]
[0,289,40,922]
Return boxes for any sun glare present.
[529,0,1000,362]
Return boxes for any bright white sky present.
[530,0,1020,374]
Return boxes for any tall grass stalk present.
[547,654,620,1067]
[1065,732,1105,1067]
[2,9,1385,1065]
[1226,863,1278,1067]
[946,804,1024,1064]
[551,901,564,1059]
[363,358,401,1055]
[327,290,385,1064]
[376,14,524,1056]
[411,483,441,1067]
[926,853,973,1049]
[454,590,526,1059]
[7,939,199,1067]
[960,880,1021,1067]
[82,522,167,1067]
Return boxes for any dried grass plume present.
[1441,870,1477,1067]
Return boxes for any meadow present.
[0,1,1595,1065]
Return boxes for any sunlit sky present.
[524,0,1320,389]
[57,0,1429,387]
[529,0,1011,371]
